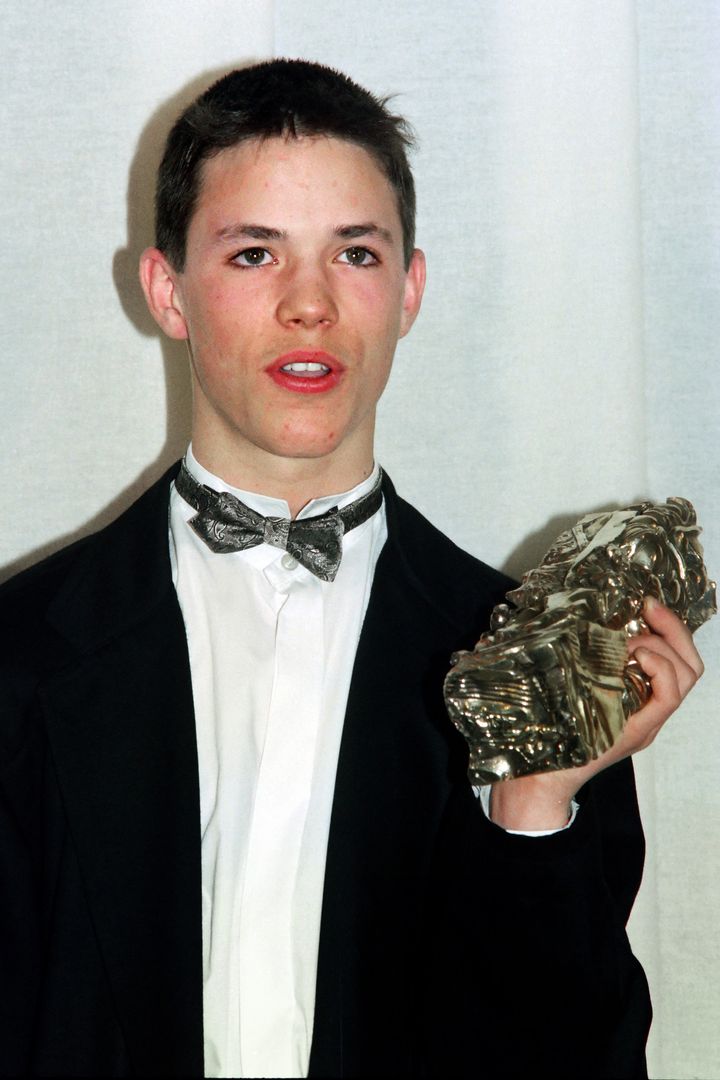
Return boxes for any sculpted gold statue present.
[444,498,716,785]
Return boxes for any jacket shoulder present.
[394,491,512,587]
[0,463,177,632]
[385,479,514,640]
[0,533,97,703]
[0,465,179,744]
[0,532,94,621]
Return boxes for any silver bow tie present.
[174,463,384,582]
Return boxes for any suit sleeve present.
[422,756,651,1079]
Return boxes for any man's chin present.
[265,439,348,464]
[260,425,358,463]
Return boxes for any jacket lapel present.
[310,477,489,1076]
[39,466,205,1075]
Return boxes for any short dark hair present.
[156,58,417,270]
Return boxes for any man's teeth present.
[280,362,330,374]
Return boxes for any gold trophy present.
[444,498,716,785]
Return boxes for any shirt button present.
[281,553,299,570]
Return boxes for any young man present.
[0,60,702,1078]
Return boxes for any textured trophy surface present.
[444,498,716,785]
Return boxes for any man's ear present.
[399,248,426,339]
[139,247,189,340]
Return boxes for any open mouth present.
[279,361,331,377]
[268,351,343,393]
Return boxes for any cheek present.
[350,280,405,343]
[188,302,257,374]
[359,275,401,312]
[185,272,263,340]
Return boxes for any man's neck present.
[188,443,376,519]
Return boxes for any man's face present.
[142,135,425,481]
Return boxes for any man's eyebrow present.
[214,224,287,244]
[335,223,395,245]
[212,222,395,246]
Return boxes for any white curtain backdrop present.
[1,3,718,1077]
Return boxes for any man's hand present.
[489,597,704,831]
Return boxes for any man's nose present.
[276,266,339,329]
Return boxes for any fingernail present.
[644,596,658,611]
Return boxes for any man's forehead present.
[197,134,395,204]
[192,134,403,238]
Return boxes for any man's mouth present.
[279,361,331,377]
[268,351,343,393]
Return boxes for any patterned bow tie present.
[174,462,384,582]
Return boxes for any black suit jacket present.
[0,467,651,1077]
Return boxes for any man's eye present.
[337,246,378,267]
[232,247,273,267]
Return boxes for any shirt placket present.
[236,563,325,1078]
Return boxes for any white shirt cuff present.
[475,785,579,836]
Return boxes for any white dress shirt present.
[169,448,575,1077]
[169,447,387,1079]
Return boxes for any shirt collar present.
[185,445,382,521]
